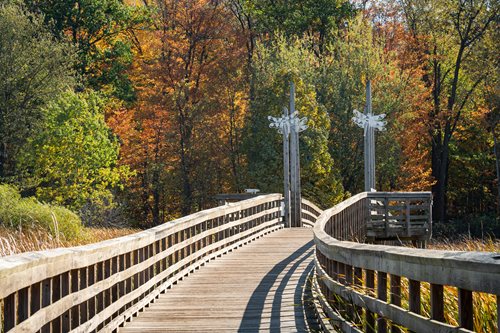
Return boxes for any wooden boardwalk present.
[118,228,318,333]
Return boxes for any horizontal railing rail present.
[301,198,323,227]
[366,192,432,242]
[313,192,500,333]
[0,194,283,333]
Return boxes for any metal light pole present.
[352,80,387,192]
[268,82,307,227]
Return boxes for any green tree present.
[25,0,148,101]
[244,0,354,51]
[400,0,499,222]
[19,91,130,210]
[244,36,344,208]
[0,2,75,180]
[318,16,416,194]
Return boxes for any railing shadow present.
[238,240,314,332]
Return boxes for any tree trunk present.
[0,142,5,179]
[431,138,450,223]
[179,118,193,216]
[493,130,500,215]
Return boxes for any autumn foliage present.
[0,0,498,230]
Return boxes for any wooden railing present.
[301,198,323,227]
[0,194,283,333]
[366,192,432,242]
[313,192,500,333]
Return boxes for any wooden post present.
[289,82,302,227]
[365,269,376,333]
[283,105,291,227]
[364,80,376,192]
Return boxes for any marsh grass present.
[0,225,140,257]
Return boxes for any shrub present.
[0,184,84,241]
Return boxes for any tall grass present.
[0,184,84,240]
[0,226,139,257]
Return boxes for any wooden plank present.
[81,223,285,333]
[114,229,315,333]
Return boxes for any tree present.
[19,91,130,210]
[25,0,148,101]
[317,15,428,194]
[400,0,499,222]
[244,36,344,208]
[0,2,75,180]
[243,0,354,52]
[109,0,248,224]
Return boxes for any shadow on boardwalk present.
[238,240,316,332]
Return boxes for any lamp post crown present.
[352,109,387,136]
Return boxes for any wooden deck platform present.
[118,228,318,333]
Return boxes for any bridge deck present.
[118,228,316,333]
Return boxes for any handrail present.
[0,194,283,332]
[301,198,323,227]
[313,192,500,333]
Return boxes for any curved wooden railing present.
[313,192,500,333]
[0,194,283,333]
[301,198,323,227]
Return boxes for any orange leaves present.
[107,0,249,221]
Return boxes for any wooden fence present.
[301,198,323,228]
[0,194,283,333]
[313,192,500,333]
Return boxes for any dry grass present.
[429,236,500,252]
[0,226,140,257]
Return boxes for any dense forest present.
[0,0,498,237]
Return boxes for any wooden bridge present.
[1,192,499,333]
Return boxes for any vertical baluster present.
[126,253,132,295]
[161,238,167,274]
[354,267,363,324]
[143,247,149,284]
[96,262,104,314]
[79,267,88,324]
[390,275,401,333]
[41,278,52,333]
[366,269,375,333]
[104,260,111,308]
[458,288,473,330]
[88,265,96,319]
[174,232,179,265]
[61,272,70,332]
[70,270,79,329]
[377,272,387,333]
[405,200,411,238]
[139,249,145,290]
[17,287,29,324]
[345,265,354,319]
[4,292,16,331]
[431,284,444,322]
[52,275,61,333]
[30,282,41,317]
